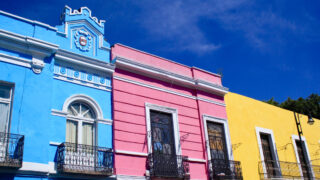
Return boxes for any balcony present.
[147,153,190,179]
[0,132,24,168]
[209,159,243,180]
[258,160,320,179]
[56,142,113,176]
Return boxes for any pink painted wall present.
[112,43,222,86]
[112,44,228,179]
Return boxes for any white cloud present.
[134,0,319,54]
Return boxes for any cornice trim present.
[0,29,59,56]
[114,56,228,96]
[55,49,114,74]
[0,10,57,31]
[114,76,226,107]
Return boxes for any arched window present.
[66,101,96,146]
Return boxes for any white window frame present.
[63,94,103,145]
[0,81,14,133]
[291,135,314,178]
[145,103,181,155]
[255,127,280,178]
[202,114,233,161]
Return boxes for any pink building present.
[112,44,240,180]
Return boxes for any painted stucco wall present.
[0,6,113,179]
[112,44,228,179]
[225,92,320,179]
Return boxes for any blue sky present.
[1,0,319,102]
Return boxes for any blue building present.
[0,6,114,179]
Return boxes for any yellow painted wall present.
[225,92,320,179]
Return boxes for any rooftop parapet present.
[61,6,105,35]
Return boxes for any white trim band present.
[114,76,226,107]
[115,150,148,157]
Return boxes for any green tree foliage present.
[265,94,320,119]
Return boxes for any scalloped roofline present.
[64,5,105,27]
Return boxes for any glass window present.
[0,86,11,99]
[66,102,96,145]
[0,83,13,133]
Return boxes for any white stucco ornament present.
[74,29,92,52]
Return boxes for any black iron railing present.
[147,153,190,179]
[56,142,113,176]
[258,160,317,179]
[0,132,24,168]
[209,159,243,180]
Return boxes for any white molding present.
[49,141,62,146]
[115,150,148,157]
[187,157,206,163]
[0,29,59,56]
[53,76,111,92]
[0,52,31,68]
[62,94,104,119]
[0,10,57,31]
[197,96,226,107]
[0,29,58,74]
[19,162,49,174]
[114,76,226,107]
[203,115,233,161]
[65,6,105,27]
[145,103,182,156]
[97,118,113,125]
[291,135,314,178]
[51,109,68,117]
[114,56,228,96]
[116,174,146,180]
[114,75,196,100]
[55,49,114,74]
[48,161,56,174]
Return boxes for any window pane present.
[0,86,10,99]
[0,102,9,132]
[82,123,93,146]
[66,120,78,143]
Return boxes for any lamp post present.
[294,112,314,143]
[293,111,314,179]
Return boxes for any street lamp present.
[307,113,315,125]
[294,112,314,144]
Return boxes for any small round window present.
[67,102,95,119]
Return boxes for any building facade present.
[111,44,241,180]
[0,6,114,179]
[226,92,320,180]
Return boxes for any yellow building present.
[225,92,320,179]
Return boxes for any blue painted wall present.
[0,6,113,179]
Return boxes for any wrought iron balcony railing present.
[258,160,318,179]
[0,132,24,168]
[56,142,113,176]
[209,159,243,180]
[147,153,190,179]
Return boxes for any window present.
[145,103,180,155]
[207,122,228,161]
[66,102,96,145]
[203,115,242,179]
[256,127,281,178]
[260,133,277,177]
[203,115,232,161]
[0,83,13,133]
[150,110,176,156]
[145,103,188,178]
[292,135,313,178]
[295,140,312,178]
